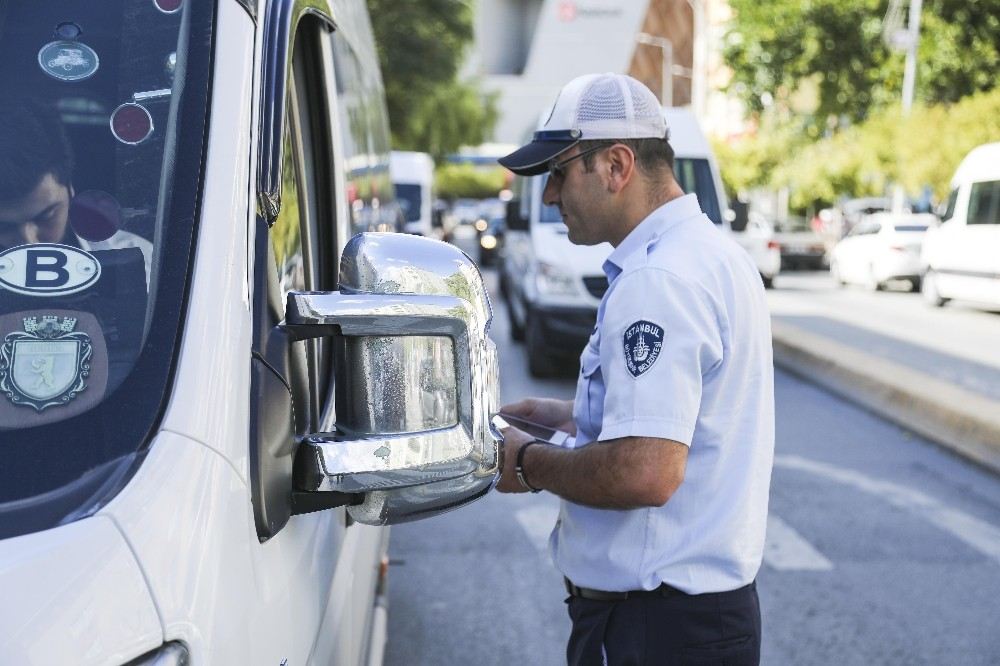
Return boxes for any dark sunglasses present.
[547,144,610,181]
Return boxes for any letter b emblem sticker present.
[0,244,101,296]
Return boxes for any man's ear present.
[605,144,635,194]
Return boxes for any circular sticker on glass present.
[38,40,100,82]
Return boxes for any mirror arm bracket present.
[290,490,362,516]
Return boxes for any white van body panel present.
[158,0,255,482]
[0,517,162,664]
[390,151,435,236]
[922,142,1000,309]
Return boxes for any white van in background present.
[499,107,769,376]
[390,150,435,236]
[921,142,1000,309]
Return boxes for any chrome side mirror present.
[283,233,501,525]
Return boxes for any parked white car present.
[0,2,500,664]
[921,142,1000,309]
[830,212,938,291]
[739,212,781,288]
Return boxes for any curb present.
[770,319,1000,475]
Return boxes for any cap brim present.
[498,139,579,176]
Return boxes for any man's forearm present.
[522,436,686,509]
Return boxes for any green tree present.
[724,0,1000,128]
[367,0,497,159]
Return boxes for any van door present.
[963,179,1000,304]
[249,17,364,665]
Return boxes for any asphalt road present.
[769,270,1000,400]
[384,263,1000,665]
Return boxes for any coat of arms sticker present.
[0,315,92,411]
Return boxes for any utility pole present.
[883,0,924,213]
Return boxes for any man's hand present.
[500,397,576,436]
[495,426,537,494]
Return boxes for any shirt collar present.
[602,194,703,281]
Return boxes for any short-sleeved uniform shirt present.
[550,194,775,594]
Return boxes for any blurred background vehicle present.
[477,215,505,267]
[830,212,938,291]
[921,142,1000,309]
[390,150,436,236]
[447,197,482,239]
[837,197,894,236]
[774,216,828,270]
[731,207,781,288]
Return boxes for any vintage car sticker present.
[623,320,664,378]
[0,244,101,296]
[38,40,100,82]
[0,315,91,411]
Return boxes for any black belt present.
[564,577,685,602]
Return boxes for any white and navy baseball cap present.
[499,73,668,176]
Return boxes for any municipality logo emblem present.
[0,316,92,411]
[623,320,663,378]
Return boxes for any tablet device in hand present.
[494,412,573,446]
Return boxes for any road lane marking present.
[776,455,1000,565]
[515,502,560,553]
[764,515,834,571]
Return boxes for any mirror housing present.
[282,233,502,525]
[505,198,528,231]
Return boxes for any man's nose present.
[542,177,561,207]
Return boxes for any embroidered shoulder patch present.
[623,320,664,378]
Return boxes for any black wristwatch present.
[515,439,545,493]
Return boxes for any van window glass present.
[395,183,422,222]
[0,2,213,539]
[330,30,394,235]
[271,123,307,299]
[539,158,721,224]
[968,180,1000,226]
[673,158,721,225]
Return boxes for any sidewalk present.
[771,313,1000,475]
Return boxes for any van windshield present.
[539,157,722,225]
[0,1,213,539]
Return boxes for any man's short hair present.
[579,137,675,177]
[0,99,75,203]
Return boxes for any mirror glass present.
[334,334,457,436]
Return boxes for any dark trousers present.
[566,581,760,666]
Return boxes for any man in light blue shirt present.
[497,73,774,665]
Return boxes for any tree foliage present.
[724,0,1000,129]
[720,88,1000,213]
[435,163,507,200]
[367,0,496,159]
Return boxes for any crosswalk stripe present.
[776,454,1000,566]
[764,514,834,571]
